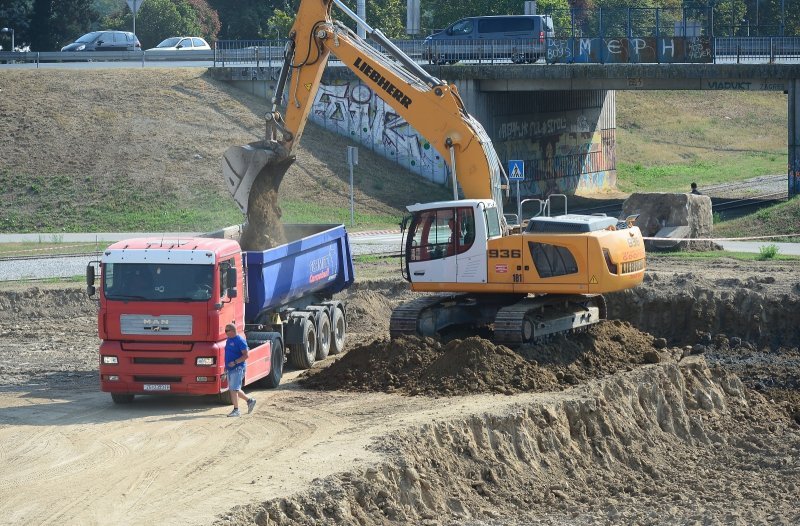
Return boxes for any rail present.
[2,36,799,67]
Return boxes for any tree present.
[264,7,294,40]
[103,0,219,47]
[208,0,273,40]
[0,0,33,46]
[29,0,97,50]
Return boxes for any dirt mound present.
[224,359,800,526]
[0,287,96,321]
[300,321,668,396]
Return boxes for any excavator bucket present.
[220,139,295,252]
[221,140,292,214]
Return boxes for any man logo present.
[143,318,169,332]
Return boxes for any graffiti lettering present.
[498,118,568,141]
[706,81,753,90]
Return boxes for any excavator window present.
[407,207,477,262]
[484,207,502,239]
[528,242,578,278]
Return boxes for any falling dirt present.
[237,142,294,251]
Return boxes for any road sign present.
[126,0,144,14]
[508,160,525,181]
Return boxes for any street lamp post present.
[0,28,14,51]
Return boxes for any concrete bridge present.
[212,62,800,198]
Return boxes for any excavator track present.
[390,293,606,347]
[494,294,606,347]
[389,294,454,338]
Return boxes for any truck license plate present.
[143,384,171,391]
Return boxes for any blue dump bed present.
[243,224,355,323]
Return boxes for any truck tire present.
[316,311,331,360]
[330,305,346,355]
[289,318,317,369]
[111,393,134,404]
[261,338,284,388]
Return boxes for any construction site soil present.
[1,255,799,525]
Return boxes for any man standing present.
[224,323,256,417]
[690,182,702,195]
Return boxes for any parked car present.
[146,37,211,52]
[422,15,555,64]
[61,30,141,52]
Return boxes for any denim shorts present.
[227,365,246,391]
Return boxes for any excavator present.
[221,0,646,347]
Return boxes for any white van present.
[423,15,555,64]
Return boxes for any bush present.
[758,244,779,260]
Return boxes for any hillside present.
[0,68,450,233]
[0,69,792,234]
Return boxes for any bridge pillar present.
[790,79,800,197]
[453,84,616,199]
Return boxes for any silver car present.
[61,30,141,52]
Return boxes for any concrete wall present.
[217,68,616,196]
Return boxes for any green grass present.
[713,198,800,240]
[0,242,105,257]
[648,250,799,262]
[616,154,786,193]
[280,200,403,230]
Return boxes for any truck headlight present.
[102,356,118,364]
[196,357,215,366]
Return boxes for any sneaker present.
[246,398,256,414]
[227,408,240,417]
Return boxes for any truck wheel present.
[111,393,134,404]
[261,338,284,388]
[330,305,346,355]
[316,311,331,360]
[289,318,317,369]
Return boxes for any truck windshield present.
[103,263,214,302]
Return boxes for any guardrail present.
[1,36,799,67]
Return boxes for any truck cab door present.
[218,257,243,330]
[406,208,458,283]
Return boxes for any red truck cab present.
[90,237,282,404]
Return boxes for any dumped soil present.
[301,321,665,397]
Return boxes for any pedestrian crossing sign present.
[508,160,525,181]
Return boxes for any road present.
[0,231,797,281]
[0,231,403,281]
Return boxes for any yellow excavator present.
[221,0,646,346]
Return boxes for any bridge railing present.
[2,36,799,67]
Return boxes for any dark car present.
[61,31,141,52]
[423,15,555,64]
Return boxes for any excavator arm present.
[222,0,507,218]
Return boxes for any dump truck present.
[87,224,354,404]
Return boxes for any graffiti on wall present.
[547,37,713,64]
[310,80,448,184]
[496,109,616,199]
[305,78,616,198]
[790,156,800,196]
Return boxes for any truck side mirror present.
[226,267,238,298]
[86,264,96,297]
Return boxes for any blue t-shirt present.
[224,334,248,370]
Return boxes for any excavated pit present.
[221,359,800,525]
[1,257,798,525]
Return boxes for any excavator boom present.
[221,0,507,220]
